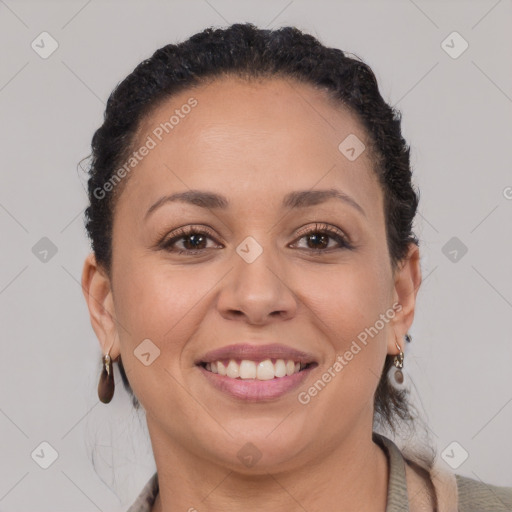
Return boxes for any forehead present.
[138,75,370,154]
[118,75,381,218]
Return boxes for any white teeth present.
[256,359,275,380]
[239,360,257,379]
[274,359,287,378]
[226,360,240,378]
[217,361,227,376]
[205,358,306,380]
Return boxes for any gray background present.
[1,0,511,510]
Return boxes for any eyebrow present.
[144,188,366,220]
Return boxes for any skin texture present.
[82,76,422,511]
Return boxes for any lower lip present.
[198,365,314,401]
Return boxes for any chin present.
[203,427,310,474]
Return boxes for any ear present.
[81,252,121,360]
[388,242,422,355]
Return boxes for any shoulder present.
[455,473,512,511]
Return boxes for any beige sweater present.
[126,432,512,511]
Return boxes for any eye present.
[157,222,352,256]
[159,226,222,255]
[291,223,352,252]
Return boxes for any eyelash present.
[158,223,353,256]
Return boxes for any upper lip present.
[196,343,317,365]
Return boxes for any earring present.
[393,335,406,384]
[98,348,116,404]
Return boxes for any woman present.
[81,23,512,511]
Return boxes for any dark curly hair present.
[84,22,420,436]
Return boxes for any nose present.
[216,244,298,325]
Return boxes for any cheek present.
[293,267,390,441]
[293,259,391,408]
[113,260,220,352]
[296,260,391,344]
[112,263,212,416]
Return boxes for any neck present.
[150,426,389,512]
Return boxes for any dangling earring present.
[98,347,116,403]
[393,334,406,384]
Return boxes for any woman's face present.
[83,76,420,472]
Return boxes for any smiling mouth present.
[199,359,317,380]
